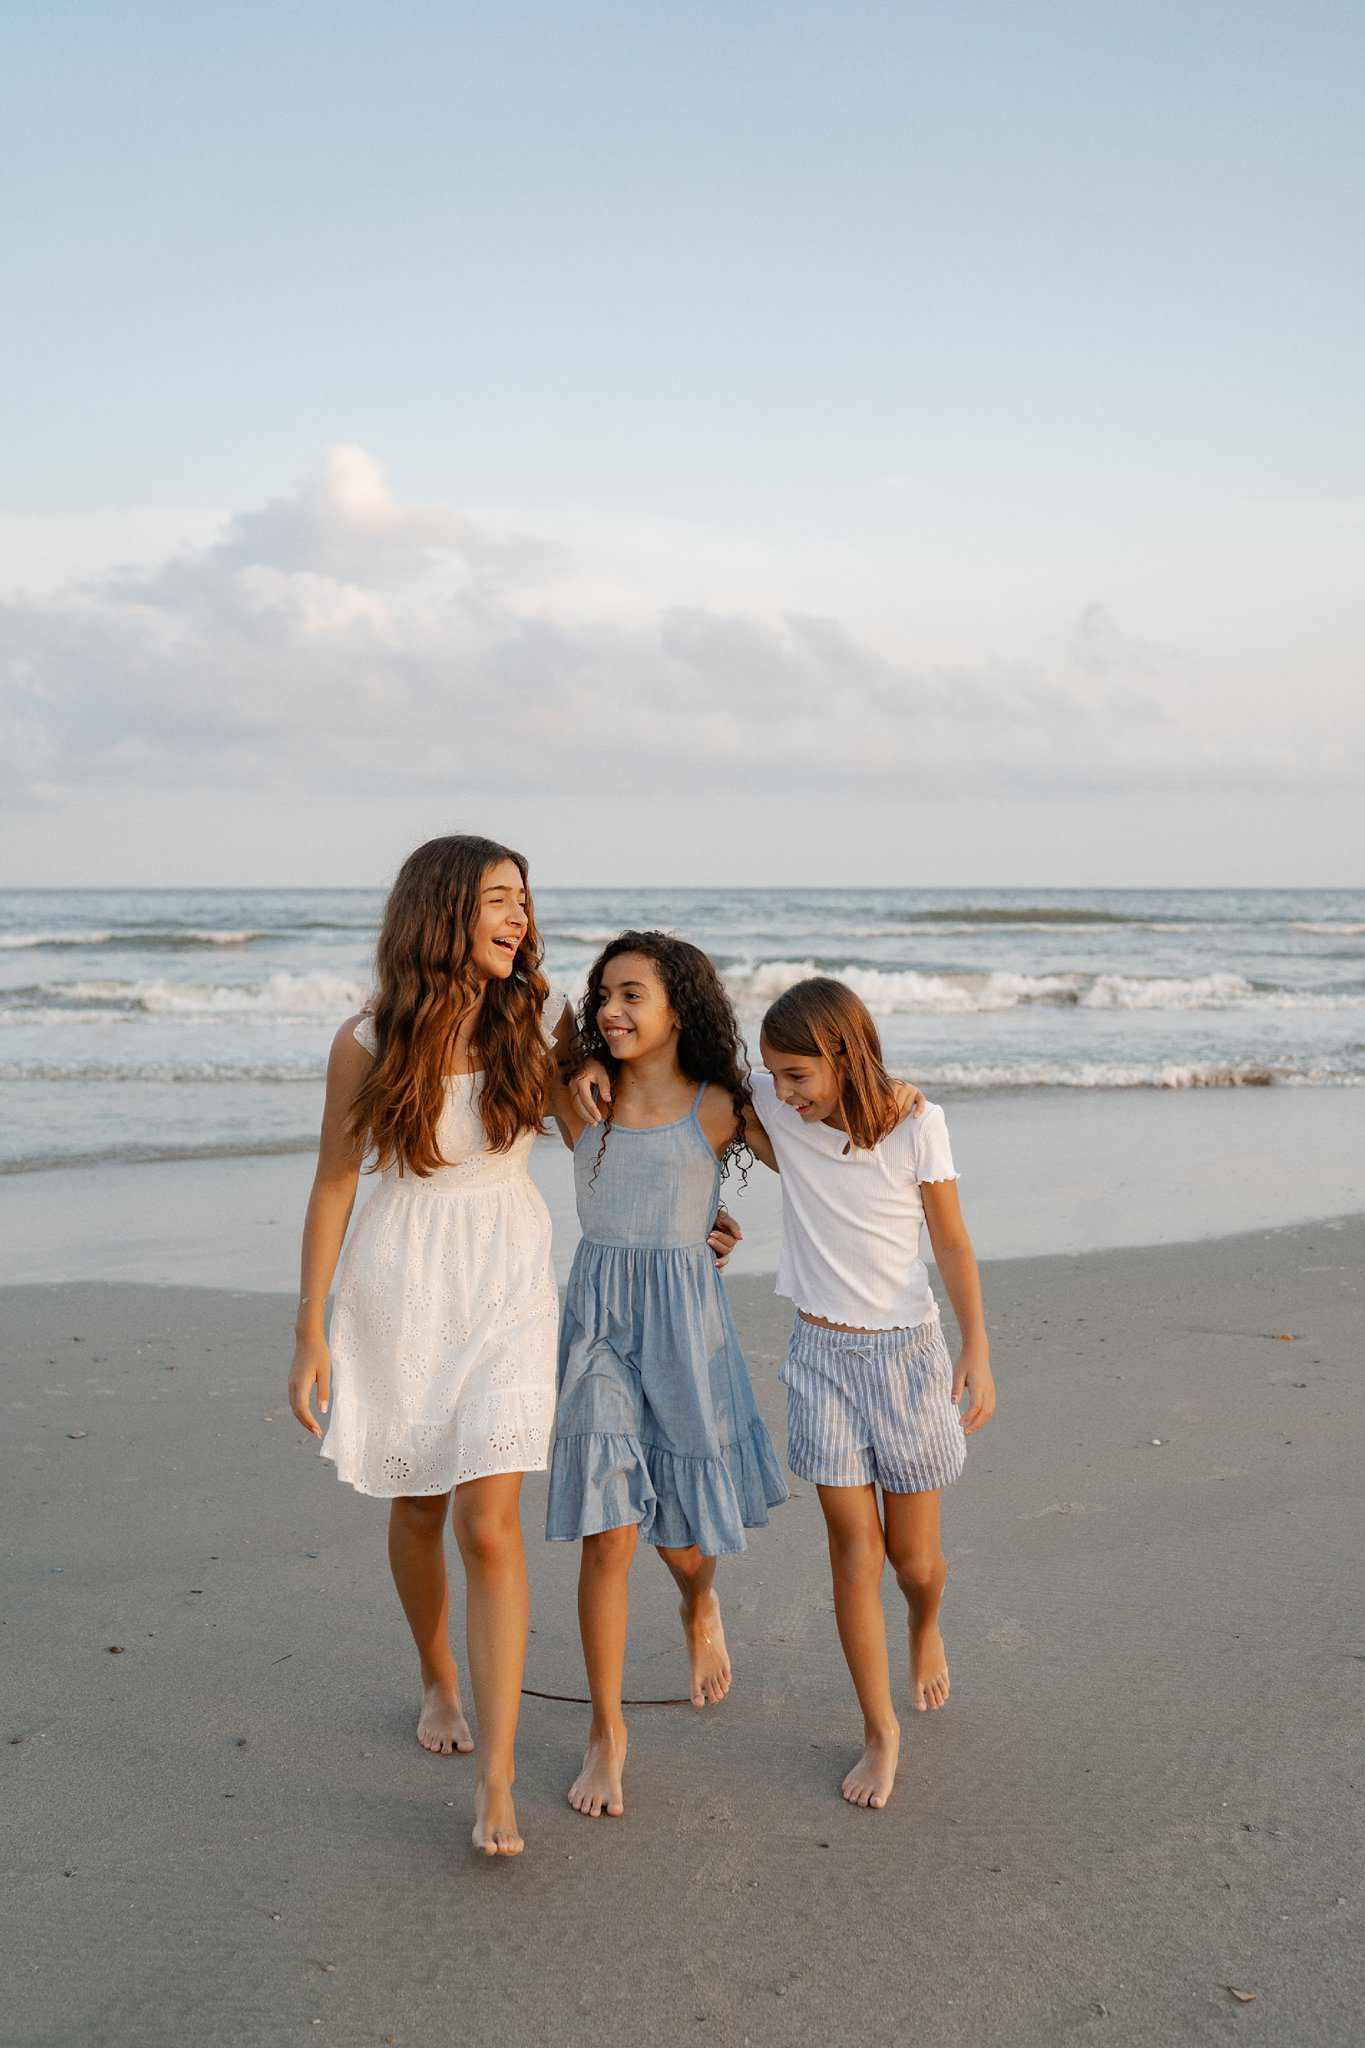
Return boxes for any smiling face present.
[759,1034,845,1128]
[467,857,530,982]
[595,952,679,1061]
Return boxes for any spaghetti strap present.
[689,1082,708,1121]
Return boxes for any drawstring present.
[521,1685,690,1706]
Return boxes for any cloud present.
[1070,602,1178,682]
[1,447,1356,807]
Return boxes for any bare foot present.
[568,1726,627,1818]
[841,1728,900,1810]
[417,1680,474,1755]
[910,1618,950,1712]
[682,1589,731,1707]
[471,1779,523,1857]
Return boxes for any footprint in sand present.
[1017,1501,1106,1520]
[988,1618,1028,1651]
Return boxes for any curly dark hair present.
[571,930,753,1191]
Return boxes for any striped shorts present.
[780,1315,967,1495]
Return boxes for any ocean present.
[1,884,1363,1175]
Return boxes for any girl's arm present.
[545,998,590,1151]
[740,1092,779,1173]
[568,1052,609,1125]
[920,1179,995,1436]
[287,1017,371,1439]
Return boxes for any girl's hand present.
[953,1343,995,1435]
[569,1059,613,1125]
[289,1334,332,1440]
[707,1208,742,1271]
[894,1079,927,1118]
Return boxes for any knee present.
[582,1525,637,1573]
[390,1493,450,1540]
[888,1544,943,1596]
[659,1542,706,1583]
[454,1501,521,1570]
[829,1529,886,1588]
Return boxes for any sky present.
[1,0,1362,889]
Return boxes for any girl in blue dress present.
[545,931,788,1819]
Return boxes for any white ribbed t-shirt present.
[750,1071,958,1331]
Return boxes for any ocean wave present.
[1,970,367,1020]
[135,971,366,1016]
[0,1059,322,1083]
[0,1135,320,1176]
[721,959,1357,1014]
[1290,921,1365,938]
[910,907,1148,926]
[923,1060,1363,1089]
[1079,971,1252,1010]
[845,919,1212,938]
[0,928,263,951]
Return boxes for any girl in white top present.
[288,835,573,1860]
[753,976,995,1814]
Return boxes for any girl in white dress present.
[288,834,569,1859]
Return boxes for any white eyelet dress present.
[319,1015,559,1497]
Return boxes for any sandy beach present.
[5,1218,1362,2047]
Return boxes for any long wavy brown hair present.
[761,976,902,1152]
[347,835,550,1173]
[569,930,753,1190]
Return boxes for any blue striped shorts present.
[780,1315,967,1495]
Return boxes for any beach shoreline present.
[5,1081,1365,1291]
[5,1215,1362,2046]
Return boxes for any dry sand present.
[4,1220,1363,2047]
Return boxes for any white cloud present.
[1,446,1358,809]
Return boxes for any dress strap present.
[689,1081,708,1121]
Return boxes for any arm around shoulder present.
[543,998,591,1150]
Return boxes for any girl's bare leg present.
[387,1493,474,1755]
[452,1473,529,1857]
[569,1524,636,1817]
[657,1543,730,1706]
[816,1483,900,1810]
[883,1487,950,1711]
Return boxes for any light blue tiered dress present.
[546,1084,788,1557]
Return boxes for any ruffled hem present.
[545,1418,788,1557]
[320,1385,555,1498]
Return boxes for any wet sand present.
[4,1219,1363,2046]
[5,1082,1365,1290]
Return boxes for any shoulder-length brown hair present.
[760,976,901,1152]
[347,835,550,1174]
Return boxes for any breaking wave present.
[721,960,1349,1014]
[0,927,263,951]
[1,970,367,1020]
